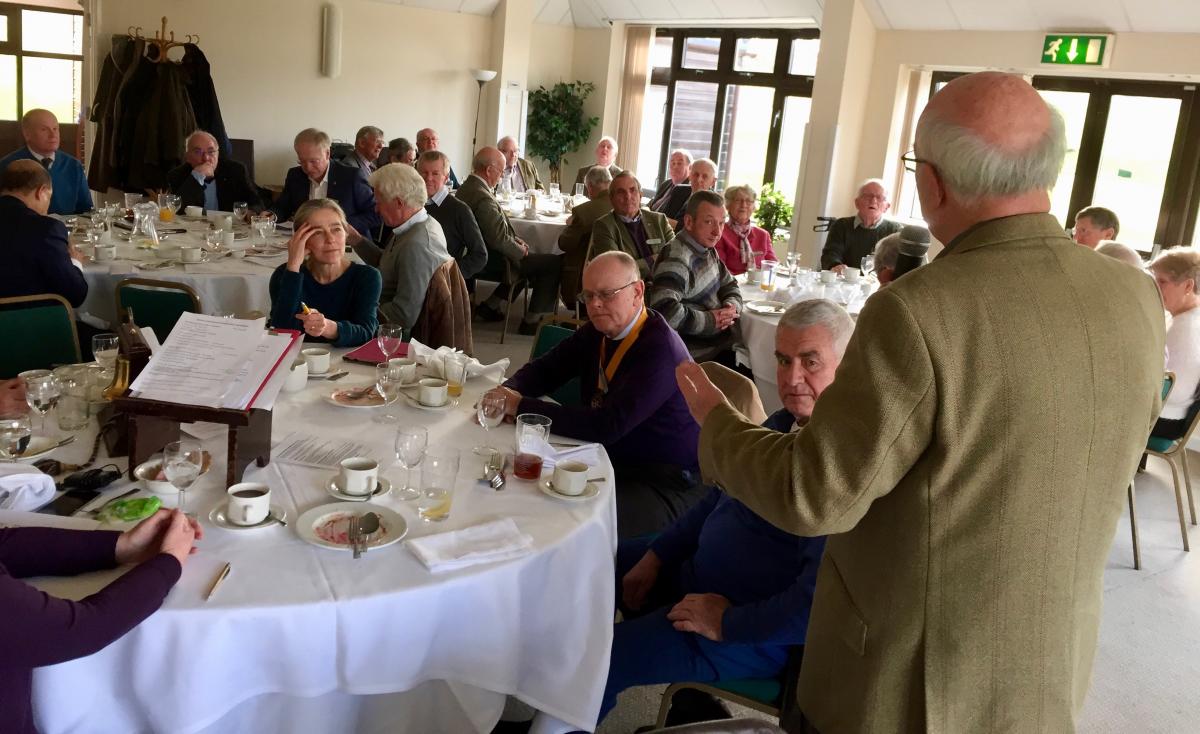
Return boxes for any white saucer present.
[326,476,391,501]
[745,300,788,316]
[538,477,600,502]
[295,502,407,551]
[208,504,287,530]
[402,393,452,412]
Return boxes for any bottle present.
[102,356,131,401]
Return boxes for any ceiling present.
[862,0,1200,34]
[372,0,824,28]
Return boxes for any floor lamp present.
[471,69,498,151]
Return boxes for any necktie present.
[39,158,51,169]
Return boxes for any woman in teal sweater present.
[269,198,381,347]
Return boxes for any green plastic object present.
[95,496,162,523]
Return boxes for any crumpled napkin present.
[524,438,603,471]
[406,338,510,382]
[404,517,534,573]
[0,463,56,512]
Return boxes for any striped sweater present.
[648,230,743,359]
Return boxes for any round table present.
[13,353,617,734]
[502,194,572,256]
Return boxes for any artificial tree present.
[526,81,599,185]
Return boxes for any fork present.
[349,514,362,559]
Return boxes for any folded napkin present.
[407,338,510,382]
[526,438,603,471]
[405,518,534,573]
[0,463,56,512]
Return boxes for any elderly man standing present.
[497,136,542,193]
[0,109,91,215]
[484,251,704,538]
[415,128,459,188]
[649,148,693,211]
[166,130,261,213]
[573,136,621,188]
[819,179,902,272]
[417,151,487,280]
[675,71,1166,733]
[557,165,613,305]
[592,171,675,280]
[271,128,379,237]
[349,126,385,178]
[655,158,718,225]
[457,146,560,335]
[649,190,742,363]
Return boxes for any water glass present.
[251,213,276,242]
[418,448,460,522]
[123,192,143,212]
[373,363,404,424]
[574,183,585,198]
[164,439,203,514]
[93,333,120,369]
[24,375,60,435]
[549,183,561,201]
[514,413,551,480]
[861,254,876,279]
[0,414,32,461]
[394,425,428,501]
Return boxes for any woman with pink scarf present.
[715,185,776,276]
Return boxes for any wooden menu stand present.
[113,397,273,489]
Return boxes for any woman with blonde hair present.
[268,198,381,347]
[1149,247,1200,439]
[715,185,776,276]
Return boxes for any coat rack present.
[127,16,199,63]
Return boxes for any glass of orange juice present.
[160,194,180,222]
[444,353,468,401]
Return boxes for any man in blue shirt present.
[532,298,854,732]
[0,109,92,215]
[165,130,262,214]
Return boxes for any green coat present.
[454,173,522,264]
[590,208,674,279]
[557,190,612,304]
[697,213,1166,733]
[516,157,543,192]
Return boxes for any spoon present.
[358,512,380,555]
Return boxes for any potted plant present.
[526,81,599,185]
[755,183,794,239]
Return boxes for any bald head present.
[21,109,59,157]
[472,146,505,187]
[1,159,53,215]
[416,128,439,153]
[926,72,1049,157]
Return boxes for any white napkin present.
[406,338,510,383]
[527,439,602,470]
[405,518,534,573]
[0,463,56,512]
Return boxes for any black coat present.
[426,195,487,280]
[167,158,262,212]
[271,161,380,236]
[654,183,693,222]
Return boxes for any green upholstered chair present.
[529,318,584,407]
[114,277,201,342]
[0,294,80,378]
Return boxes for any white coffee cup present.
[179,245,203,263]
[227,482,271,525]
[93,245,116,261]
[389,357,417,384]
[551,460,589,496]
[302,347,331,375]
[819,270,838,285]
[843,267,861,283]
[338,457,379,496]
[283,358,308,392]
[418,377,448,407]
[185,205,203,217]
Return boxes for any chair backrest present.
[0,293,80,377]
[531,318,584,407]
[114,277,202,343]
[700,361,768,425]
[411,259,474,354]
[1163,371,1175,402]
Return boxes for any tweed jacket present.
[454,173,524,263]
[557,190,613,304]
[590,208,675,280]
[515,157,543,192]
[697,213,1166,733]
[411,258,473,354]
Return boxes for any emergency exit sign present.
[1042,34,1113,68]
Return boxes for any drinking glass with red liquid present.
[514,413,552,480]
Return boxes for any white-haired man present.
[415,127,459,188]
[350,125,385,178]
[675,71,1166,732]
[271,128,379,236]
[656,157,718,225]
[819,179,903,272]
[650,148,693,211]
[497,136,542,193]
[573,135,621,188]
[166,130,262,213]
[0,109,91,215]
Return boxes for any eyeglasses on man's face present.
[901,150,930,174]
[577,280,637,304]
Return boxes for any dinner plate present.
[538,477,601,502]
[208,504,287,530]
[326,386,390,409]
[14,436,60,460]
[295,502,407,551]
[326,476,391,501]
[401,393,453,412]
[745,300,788,316]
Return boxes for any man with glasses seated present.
[481,251,705,539]
[819,179,902,273]
[166,130,262,214]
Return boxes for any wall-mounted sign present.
[1041,34,1113,68]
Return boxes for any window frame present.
[0,2,85,122]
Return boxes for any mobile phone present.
[37,487,102,517]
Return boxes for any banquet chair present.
[530,317,585,406]
[1128,372,1200,567]
[653,648,803,731]
[114,277,202,343]
[474,256,528,345]
[0,294,80,377]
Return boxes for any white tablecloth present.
[511,214,569,256]
[13,354,617,734]
[78,218,290,326]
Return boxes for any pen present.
[204,562,231,601]
[300,302,312,315]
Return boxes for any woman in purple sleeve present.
[0,508,200,733]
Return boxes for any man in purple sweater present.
[1,508,200,733]
[484,251,705,538]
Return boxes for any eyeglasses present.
[901,150,929,174]
[190,147,218,157]
[577,281,637,304]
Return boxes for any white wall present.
[525,22,576,183]
[95,0,492,184]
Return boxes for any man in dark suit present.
[654,157,717,225]
[418,151,487,280]
[415,128,460,188]
[649,148,692,211]
[572,136,622,189]
[557,165,613,305]
[166,130,262,213]
[270,128,380,236]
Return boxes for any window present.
[0,5,84,122]
[644,28,818,199]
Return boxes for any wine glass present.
[861,254,876,280]
[24,375,60,435]
[374,363,404,424]
[376,324,404,362]
[163,440,203,515]
[474,392,506,451]
[0,414,32,461]
[92,333,120,370]
[393,426,428,501]
[233,201,249,223]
